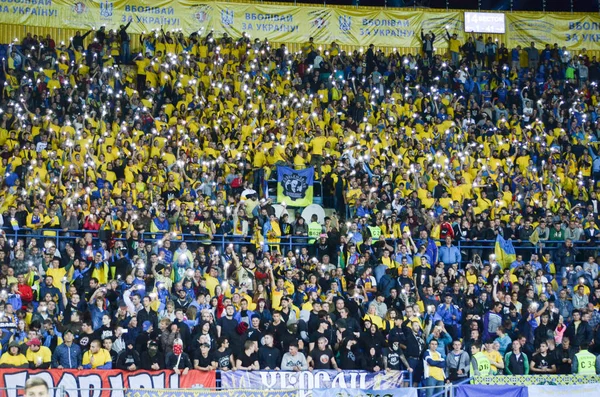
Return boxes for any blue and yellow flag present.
[495,234,516,269]
[277,166,314,207]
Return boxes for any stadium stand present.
[0,9,599,396]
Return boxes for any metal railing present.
[5,226,599,267]
[429,377,472,397]
[5,226,598,267]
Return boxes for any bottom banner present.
[126,389,417,397]
[528,384,600,397]
[455,385,527,397]
[313,388,417,397]
[0,369,216,397]
[126,391,297,397]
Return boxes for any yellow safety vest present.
[576,350,596,375]
[471,351,491,376]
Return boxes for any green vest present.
[575,350,596,375]
[471,352,491,376]
[308,222,322,244]
[368,226,382,242]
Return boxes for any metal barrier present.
[429,377,472,397]
[5,227,598,268]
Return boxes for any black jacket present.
[165,352,192,369]
[137,308,159,331]
[116,348,141,370]
[564,320,593,348]
[140,351,165,370]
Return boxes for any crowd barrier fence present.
[4,227,599,268]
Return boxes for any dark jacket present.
[116,348,141,370]
[136,308,159,331]
[140,350,165,370]
[165,352,192,369]
[564,320,593,348]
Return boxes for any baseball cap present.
[142,321,153,331]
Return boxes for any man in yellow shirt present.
[82,340,113,369]
[483,341,505,375]
[424,339,445,397]
[446,29,462,67]
[310,129,328,176]
[25,338,52,369]
[204,266,220,297]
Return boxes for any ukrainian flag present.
[277,166,314,207]
[495,234,517,269]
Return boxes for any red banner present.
[0,369,216,397]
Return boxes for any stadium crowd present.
[0,23,599,396]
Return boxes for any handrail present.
[4,227,598,266]
[430,377,472,397]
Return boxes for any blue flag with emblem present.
[277,166,314,207]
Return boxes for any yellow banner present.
[421,11,464,49]
[0,0,210,33]
[211,3,314,44]
[507,13,600,50]
[329,9,421,48]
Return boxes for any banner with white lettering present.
[528,384,600,397]
[312,388,417,397]
[220,370,406,397]
[0,368,216,397]
[126,390,298,397]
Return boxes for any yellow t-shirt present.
[82,348,112,369]
[483,349,503,373]
[205,274,219,297]
[363,313,384,329]
[26,346,52,366]
[0,352,28,367]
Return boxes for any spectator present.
[141,340,165,371]
[439,237,462,268]
[423,339,446,397]
[0,342,28,368]
[383,340,410,372]
[526,42,540,71]
[82,340,112,369]
[165,339,191,375]
[280,341,308,371]
[258,334,281,370]
[51,330,82,369]
[193,343,217,371]
[572,343,596,374]
[25,338,51,369]
[565,309,593,349]
[236,340,259,371]
[504,340,529,375]
[530,340,557,374]
[446,340,470,382]
[116,341,141,371]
